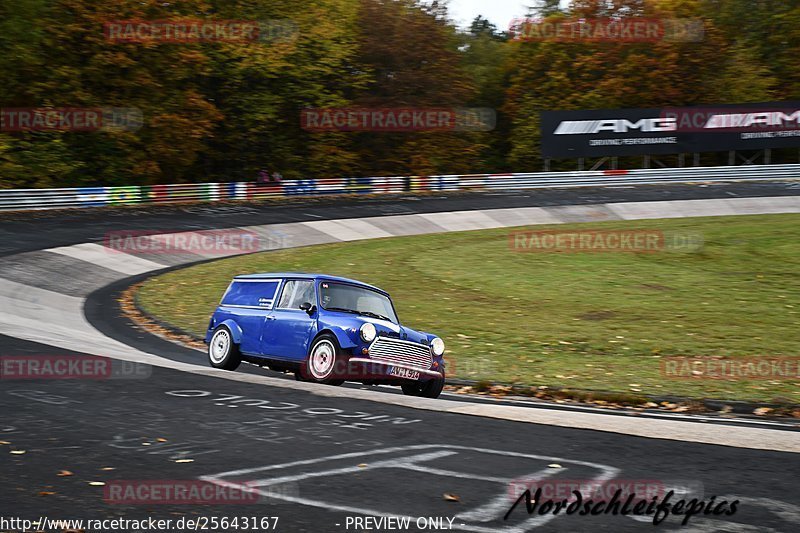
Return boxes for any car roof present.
[233,272,388,295]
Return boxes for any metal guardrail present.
[1,164,798,211]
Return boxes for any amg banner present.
[541,101,800,158]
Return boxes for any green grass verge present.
[136,213,800,403]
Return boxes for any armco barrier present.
[1,164,798,211]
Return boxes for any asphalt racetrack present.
[2,182,800,532]
[3,334,799,532]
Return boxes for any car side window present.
[277,280,315,310]
[220,280,279,308]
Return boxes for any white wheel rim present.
[210,330,230,364]
[309,340,335,379]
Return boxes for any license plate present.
[388,366,420,380]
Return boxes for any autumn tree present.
[2,0,799,186]
[333,0,488,176]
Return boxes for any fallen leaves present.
[57,470,74,477]
[88,482,106,486]
[118,282,207,351]
[10,450,26,455]
[174,459,194,463]
[439,375,793,419]
[443,493,460,502]
[489,385,512,396]
[547,463,562,469]
[38,491,56,496]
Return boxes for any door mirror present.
[299,302,316,315]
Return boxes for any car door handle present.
[266,315,276,321]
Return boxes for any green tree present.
[200,0,365,181]
[333,0,487,176]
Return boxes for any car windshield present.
[319,282,398,324]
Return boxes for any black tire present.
[302,333,345,385]
[401,372,445,399]
[208,325,242,371]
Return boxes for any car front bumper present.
[347,357,442,380]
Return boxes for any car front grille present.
[368,336,432,370]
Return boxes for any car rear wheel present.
[401,372,445,399]
[301,334,345,386]
[208,326,241,371]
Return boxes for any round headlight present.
[431,337,445,356]
[360,322,377,342]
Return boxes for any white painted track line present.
[301,219,393,241]
[3,196,799,452]
[47,243,163,276]
[419,210,507,232]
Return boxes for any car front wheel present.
[401,372,445,399]
[208,326,241,371]
[301,334,344,386]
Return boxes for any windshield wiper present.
[356,310,392,321]
[326,306,360,314]
[326,307,392,322]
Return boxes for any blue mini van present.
[205,273,446,398]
